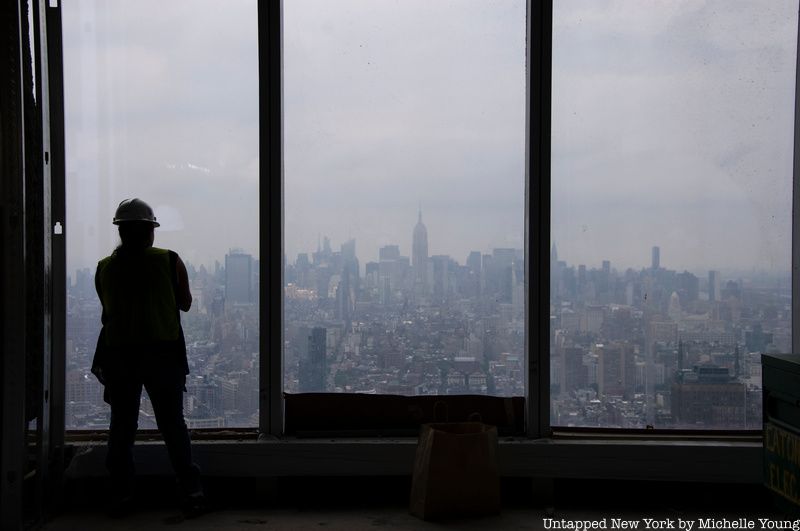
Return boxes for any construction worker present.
[92,198,205,517]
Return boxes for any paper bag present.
[409,421,500,520]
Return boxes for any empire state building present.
[412,208,428,292]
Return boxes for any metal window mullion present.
[31,0,54,518]
[46,0,66,505]
[258,0,284,439]
[526,0,553,439]
[792,3,800,356]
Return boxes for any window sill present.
[64,436,763,483]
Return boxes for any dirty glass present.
[550,0,797,429]
[283,0,527,396]
[63,0,259,429]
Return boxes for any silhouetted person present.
[92,198,204,517]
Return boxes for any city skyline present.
[65,210,790,429]
[62,1,797,277]
[60,0,796,431]
[67,226,794,287]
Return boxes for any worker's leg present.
[106,374,143,498]
[145,361,201,496]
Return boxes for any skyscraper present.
[412,208,428,292]
[671,366,745,428]
[340,238,360,295]
[667,291,682,322]
[299,327,327,392]
[708,270,720,302]
[551,242,560,300]
[596,341,635,399]
[651,246,660,270]
[379,245,400,261]
[466,251,482,274]
[225,250,253,305]
[430,255,451,299]
[493,248,516,303]
[336,266,355,324]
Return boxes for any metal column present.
[258,0,285,439]
[526,0,553,439]
[1,1,31,528]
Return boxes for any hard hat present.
[112,198,160,227]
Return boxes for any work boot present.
[181,489,209,519]
[107,492,135,518]
[177,473,208,519]
[107,477,135,518]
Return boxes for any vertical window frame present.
[51,0,800,441]
[259,0,285,438]
[266,0,551,438]
[526,0,553,439]
[793,0,800,359]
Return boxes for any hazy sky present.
[63,0,797,276]
[552,0,797,273]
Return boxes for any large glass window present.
[59,0,799,436]
[283,0,527,396]
[63,0,259,429]
[550,1,798,429]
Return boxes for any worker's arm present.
[95,264,108,325]
[175,255,193,312]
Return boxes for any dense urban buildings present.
[550,245,789,429]
[283,211,525,400]
[65,214,789,430]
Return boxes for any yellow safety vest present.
[96,247,180,347]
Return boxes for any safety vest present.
[96,247,180,347]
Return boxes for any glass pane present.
[551,1,797,429]
[283,0,527,396]
[63,0,259,429]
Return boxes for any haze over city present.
[63,0,796,277]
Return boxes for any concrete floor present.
[45,506,546,530]
[42,477,793,530]
[44,508,792,531]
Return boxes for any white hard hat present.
[113,198,160,227]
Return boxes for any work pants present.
[105,349,200,497]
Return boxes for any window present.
[63,0,259,429]
[550,0,798,429]
[56,0,799,437]
[283,0,527,398]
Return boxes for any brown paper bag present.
[409,421,500,520]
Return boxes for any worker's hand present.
[91,365,107,386]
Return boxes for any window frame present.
[263,0,550,438]
[260,0,283,439]
[48,0,800,441]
